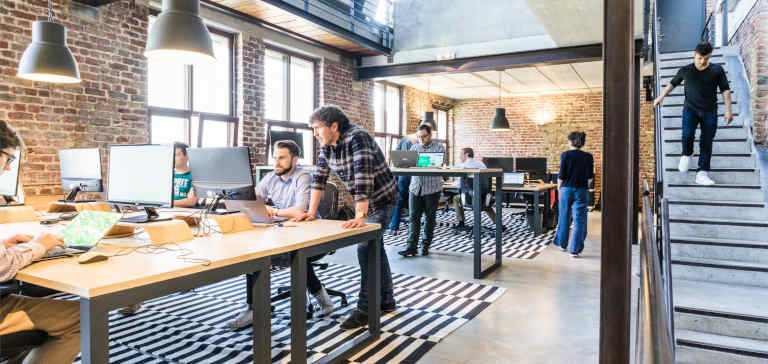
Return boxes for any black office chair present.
[0,281,49,363]
[451,176,500,238]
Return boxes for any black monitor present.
[107,144,175,223]
[0,149,21,205]
[269,130,304,158]
[483,157,515,172]
[59,148,102,202]
[188,147,255,203]
[516,157,547,174]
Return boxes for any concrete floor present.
[326,212,609,364]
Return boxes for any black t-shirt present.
[558,149,594,189]
[670,63,730,112]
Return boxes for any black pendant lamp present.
[490,71,510,130]
[17,0,80,83]
[145,0,216,65]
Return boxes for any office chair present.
[451,176,500,239]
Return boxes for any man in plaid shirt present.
[293,105,398,330]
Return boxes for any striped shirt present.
[255,167,311,211]
[312,125,397,214]
[0,241,45,282]
[409,142,446,196]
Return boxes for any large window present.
[147,17,237,147]
[265,47,317,165]
[374,82,403,161]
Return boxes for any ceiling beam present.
[72,0,119,6]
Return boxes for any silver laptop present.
[391,150,418,168]
[503,172,526,186]
[224,197,288,224]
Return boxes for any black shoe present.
[398,247,418,257]
[340,310,368,330]
[421,246,430,256]
[382,302,396,313]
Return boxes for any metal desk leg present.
[495,174,503,264]
[252,267,271,364]
[533,192,541,236]
[472,173,482,279]
[80,297,109,364]
[291,251,308,363]
[367,237,382,337]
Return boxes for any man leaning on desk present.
[294,105,398,330]
[0,120,80,364]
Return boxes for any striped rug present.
[68,263,505,363]
[386,207,555,259]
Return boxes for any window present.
[265,47,318,165]
[147,17,237,147]
[374,82,403,161]
[435,109,448,142]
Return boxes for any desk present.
[391,168,503,279]
[4,219,381,364]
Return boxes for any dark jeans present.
[357,203,396,311]
[553,187,589,254]
[245,255,323,306]
[389,176,411,231]
[406,192,440,249]
[682,107,718,171]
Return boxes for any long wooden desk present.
[2,218,382,364]
[390,167,503,279]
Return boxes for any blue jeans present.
[389,176,411,231]
[553,187,589,254]
[357,203,396,311]
[682,107,718,171]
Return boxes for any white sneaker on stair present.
[678,155,691,172]
[695,171,715,185]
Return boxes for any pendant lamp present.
[145,0,216,65]
[17,0,80,83]
[490,71,510,130]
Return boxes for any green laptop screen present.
[57,211,121,247]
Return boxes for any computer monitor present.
[483,157,515,172]
[516,157,547,174]
[269,130,304,158]
[59,148,102,202]
[417,152,444,167]
[503,172,526,186]
[107,144,175,223]
[0,149,21,204]
[188,147,256,203]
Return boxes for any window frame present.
[147,20,239,148]
[373,81,404,161]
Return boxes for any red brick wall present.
[237,35,267,166]
[319,57,375,133]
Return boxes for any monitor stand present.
[58,186,96,203]
[120,206,172,224]
[1,195,22,206]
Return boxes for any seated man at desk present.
[228,140,335,329]
[451,147,498,229]
[172,142,197,208]
[0,120,81,364]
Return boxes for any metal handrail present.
[651,0,664,239]
[635,180,675,364]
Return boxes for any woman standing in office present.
[553,131,593,257]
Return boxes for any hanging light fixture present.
[145,0,216,65]
[422,77,436,130]
[490,71,510,130]
[17,0,80,84]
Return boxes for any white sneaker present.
[313,286,335,317]
[678,155,691,172]
[695,171,715,185]
[227,309,252,329]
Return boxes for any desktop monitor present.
[59,148,102,202]
[107,144,175,223]
[483,157,515,172]
[417,152,444,167]
[269,130,304,158]
[515,157,547,174]
[503,172,526,185]
[0,149,21,204]
[188,146,256,201]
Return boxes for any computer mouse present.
[77,252,109,264]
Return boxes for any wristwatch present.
[355,210,368,219]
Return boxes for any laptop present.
[224,197,289,224]
[503,172,526,187]
[417,152,444,168]
[391,150,418,168]
[37,210,122,261]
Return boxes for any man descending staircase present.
[657,46,768,363]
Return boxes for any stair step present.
[676,330,768,363]
[662,115,743,127]
[662,94,731,105]
[664,184,765,202]
[668,200,768,221]
[663,153,755,169]
[659,66,728,77]
[662,125,746,139]
[671,257,768,287]
[660,58,725,69]
[659,49,724,60]
[662,105,738,117]
[672,236,768,264]
[663,168,759,185]
[675,306,768,342]
[663,139,751,154]
[670,216,768,241]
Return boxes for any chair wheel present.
[341,298,349,306]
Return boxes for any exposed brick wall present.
[237,35,267,166]
[453,91,656,203]
[403,86,455,134]
[319,57,375,133]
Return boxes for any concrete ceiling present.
[386,61,603,99]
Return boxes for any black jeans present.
[407,192,440,249]
[357,203,396,311]
[682,107,718,171]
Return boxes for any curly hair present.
[568,131,586,149]
[0,120,22,150]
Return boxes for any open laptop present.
[503,172,526,187]
[37,210,122,261]
[417,152,444,168]
[224,197,288,224]
[390,150,418,168]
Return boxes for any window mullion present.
[284,55,291,122]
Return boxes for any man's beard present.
[275,165,293,176]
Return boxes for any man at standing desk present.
[0,120,80,364]
[228,140,336,329]
[398,124,444,257]
[294,105,398,330]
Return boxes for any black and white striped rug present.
[68,263,505,363]
[386,208,555,259]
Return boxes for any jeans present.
[389,176,411,231]
[406,192,440,249]
[357,203,396,311]
[245,255,323,306]
[452,194,497,224]
[682,107,718,171]
[553,187,589,254]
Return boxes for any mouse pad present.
[58,210,122,247]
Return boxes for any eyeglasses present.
[0,150,16,165]
[417,134,430,139]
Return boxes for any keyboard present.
[37,246,87,261]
